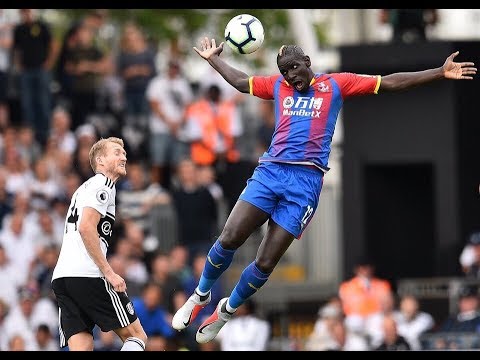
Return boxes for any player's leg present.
[229,219,295,306]
[201,162,280,290]
[52,278,95,351]
[67,332,95,351]
[172,199,270,330]
[199,199,271,290]
[95,280,146,351]
[52,278,97,351]
[195,163,323,343]
[57,277,143,350]
[114,319,147,351]
[226,163,322,304]
[196,221,294,343]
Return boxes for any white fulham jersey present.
[52,173,116,280]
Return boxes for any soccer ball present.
[224,14,264,55]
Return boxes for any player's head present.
[277,44,313,93]
[89,137,127,180]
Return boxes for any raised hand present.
[443,51,477,80]
[193,37,224,60]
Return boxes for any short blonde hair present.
[89,137,124,172]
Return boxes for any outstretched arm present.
[194,37,250,93]
[380,51,477,92]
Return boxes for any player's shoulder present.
[85,173,115,190]
[253,74,282,82]
[322,72,349,80]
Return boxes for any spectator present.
[0,243,20,308]
[117,22,156,160]
[49,107,77,156]
[81,9,109,51]
[107,253,144,299]
[111,238,149,298]
[17,124,42,167]
[1,285,43,351]
[29,157,62,212]
[171,158,218,257]
[396,294,434,350]
[117,161,170,234]
[35,323,58,351]
[13,9,55,147]
[64,23,109,130]
[0,210,36,285]
[54,21,81,109]
[364,291,401,349]
[131,282,176,346]
[8,334,27,351]
[0,9,16,130]
[339,257,392,333]
[168,244,192,284]
[0,298,9,350]
[0,170,13,230]
[2,191,34,231]
[31,243,60,298]
[379,9,438,44]
[305,300,369,351]
[149,251,186,316]
[374,315,411,351]
[93,328,122,351]
[3,142,34,197]
[196,164,226,233]
[183,84,244,211]
[438,285,480,333]
[146,58,194,189]
[459,231,480,278]
[217,299,270,351]
[254,100,275,160]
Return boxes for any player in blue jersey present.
[172,37,477,344]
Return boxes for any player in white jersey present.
[51,137,147,351]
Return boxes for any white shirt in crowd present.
[146,74,194,135]
[217,314,270,351]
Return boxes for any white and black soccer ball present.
[224,14,264,55]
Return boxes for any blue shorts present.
[239,162,324,238]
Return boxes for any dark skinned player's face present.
[277,54,312,93]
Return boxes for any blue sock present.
[228,261,271,309]
[198,240,235,293]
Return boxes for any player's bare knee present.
[218,229,241,250]
[116,322,147,344]
[132,328,147,344]
[254,258,275,274]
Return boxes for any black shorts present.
[52,277,138,348]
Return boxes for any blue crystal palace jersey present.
[249,72,381,172]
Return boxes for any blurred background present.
[1,8,480,351]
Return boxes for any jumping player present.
[51,137,147,351]
[172,37,477,344]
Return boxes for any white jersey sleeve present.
[82,174,116,216]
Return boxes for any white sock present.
[195,287,209,297]
[121,337,145,351]
[226,299,236,314]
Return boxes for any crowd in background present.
[0,8,274,351]
[0,8,479,351]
